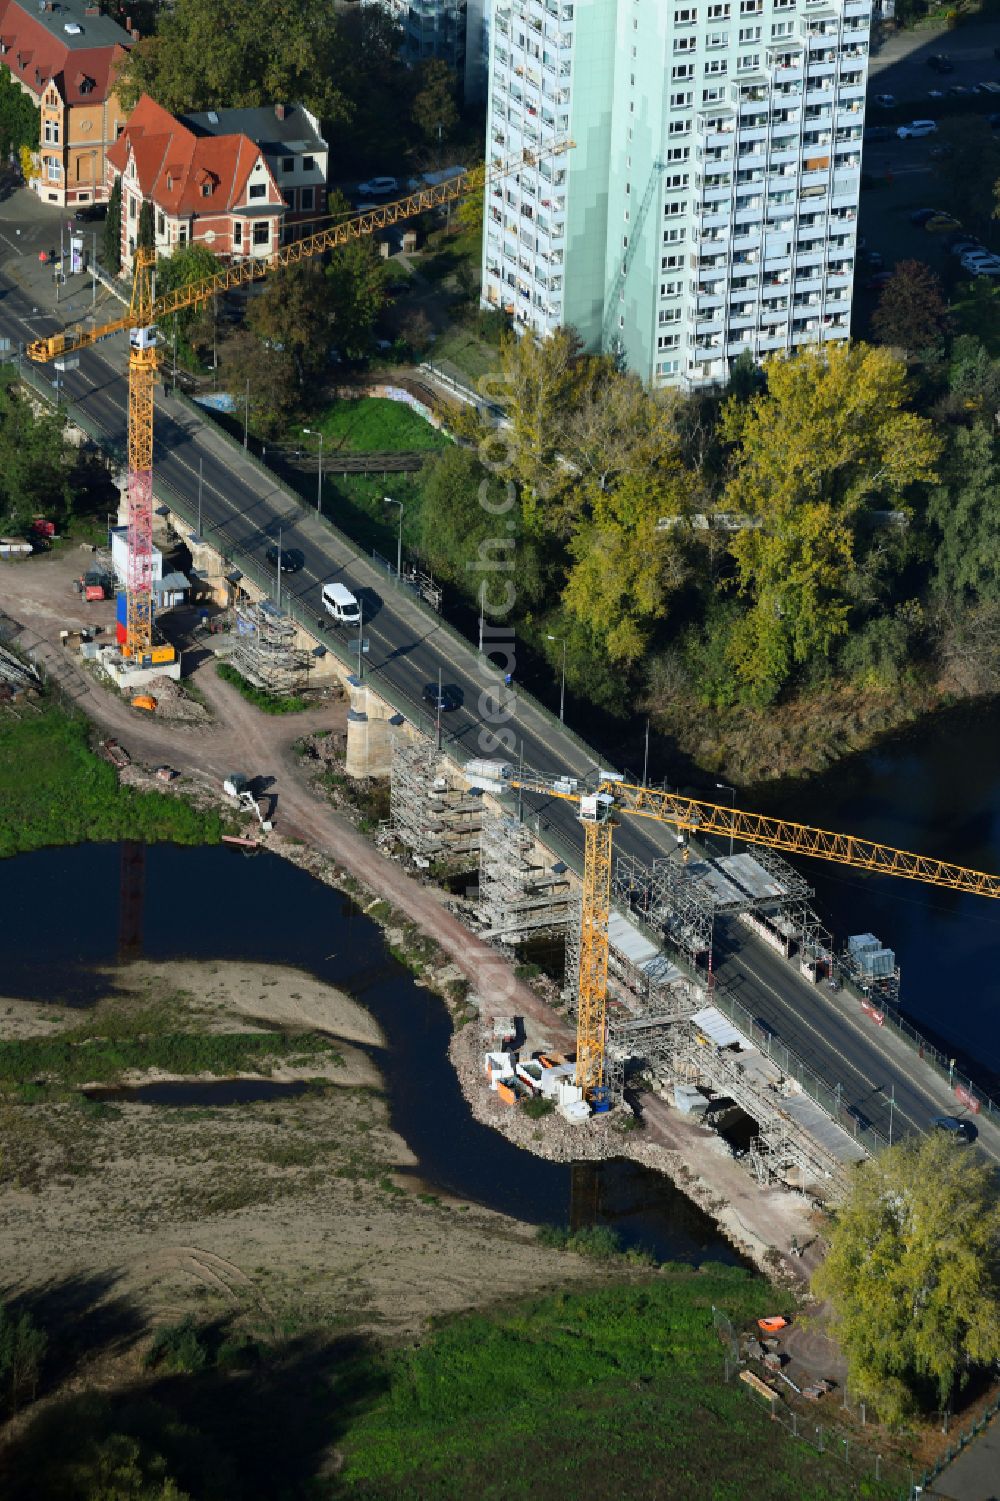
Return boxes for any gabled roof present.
[0,0,130,105]
[180,103,328,157]
[108,94,283,218]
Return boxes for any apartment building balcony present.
[738,125,769,146]
[697,316,724,337]
[759,332,790,352]
[732,229,762,251]
[702,184,734,205]
[697,211,732,232]
[697,290,726,311]
[760,303,790,321]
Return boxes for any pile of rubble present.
[130,674,213,725]
[0,644,40,703]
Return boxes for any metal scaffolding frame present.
[613,850,715,963]
[389,735,482,861]
[478,807,573,944]
[229,586,310,696]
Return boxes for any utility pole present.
[642,718,650,787]
[888,1083,895,1147]
[243,378,250,448]
[91,229,96,307]
[197,456,203,538]
[303,428,324,513]
[545,633,566,722]
[478,589,484,653]
[358,596,365,683]
[275,525,282,611]
[384,495,402,577]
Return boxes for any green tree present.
[324,191,390,360]
[411,59,459,149]
[0,1300,46,1413]
[872,259,949,354]
[73,1432,190,1500]
[103,177,122,274]
[115,0,350,119]
[416,445,545,606]
[136,200,154,255]
[0,385,75,532]
[929,422,1000,603]
[720,343,941,702]
[934,117,1000,234]
[455,184,484,241]
[0,63,39,160]
[225,330,297,439]
[326,5,412,175]
[814,1132,1000,1423]
[247,260,331,389]
[154,241,218,338]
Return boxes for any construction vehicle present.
[223,772,273,833]
[468,766,1000,1103]
[24,145,571,668]
[75,567,112,602]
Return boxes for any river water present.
[0,841,739,1266]
[753,699,1000,1088]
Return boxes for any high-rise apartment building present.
[482,0,869,389]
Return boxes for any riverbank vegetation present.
[0,701,225,858]
[815,1131,1000,1426]
[214,662,311,714]
[0,1266,896,1501]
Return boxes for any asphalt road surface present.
[0,253,992,1163]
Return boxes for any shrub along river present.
[0,840,740,1266]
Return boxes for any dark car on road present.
[422,683,462,712]
[927,54,954,73]
[265,545,304,574]
[933,1115,976,1142]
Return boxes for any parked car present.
[989,112,1000,129]
[932,1116,976,1142]
[949,238,983,257]
[973,81,1000,95]
[929,144,954,159]
[948,84,971,97]
[963,258,1000,278]
[925,213,961,232]
[897,120,938,139]
[265,545,304,574]
[909,207,938,226]
[357,176,398,197]
[874,93,896,108]
[927,89,945,100]
[863,125,892,141]
[927,54,953,73]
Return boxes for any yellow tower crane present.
[506,771,1000,1100]
[26,145,573,662]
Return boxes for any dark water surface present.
[0,841,739,1265]
[754,699,1000,1085]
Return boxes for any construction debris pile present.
[0,643,40,703]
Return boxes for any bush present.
[536,1224,624,1260]
[521,1096,555,1120]
[215,663,311,714]
[144,1319,209,1376]
[0,1302,46,1412]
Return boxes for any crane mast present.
[25,144,573,662]
[509,772,1000,1100]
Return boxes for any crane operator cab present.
[129,326,158,352]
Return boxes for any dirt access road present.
[1,548,560,1034]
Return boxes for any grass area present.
[318,470,426,559]
[215,662,311,714]
[430,321,503,384]
[0,1001,342,1094]
[0,701,225,859]
[314,397,449,456]
[339,1269,891,1500]
[950,278,1000,356]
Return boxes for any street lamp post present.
[243,378,250,448]
[716,782,736,858]
[302,428,324,513]
[383,495,403,578]
[546,633,566,722]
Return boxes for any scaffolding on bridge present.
[229,587,310,697]
[389,735,482,862]
[478,807,574,944]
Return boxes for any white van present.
[322,581,361,625]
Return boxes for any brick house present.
[179,103,328,238]
[106,94,286,270]
[0,0,132,206]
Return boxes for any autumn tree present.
[720,343,941,702]
[872,260,949,354]
[155,242,217,336]
[225,331,297,438]
[115,0,350,119]
[933,117,1000,234]
[814,1132,1000,1424]
[0,62,38,161]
